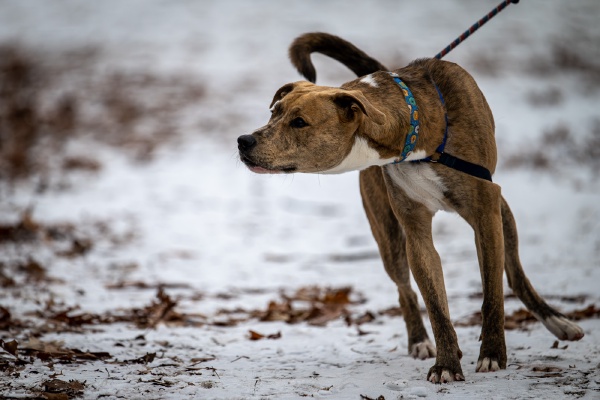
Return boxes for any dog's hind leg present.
[459,182,507,373]
[501,197,584,341]
[360,166,436,359]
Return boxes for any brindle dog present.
[238,33,584,383]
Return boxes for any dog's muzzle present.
[237,134,296,174]
[237,134,267,172]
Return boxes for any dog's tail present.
[289,32,388,83]
[501,198,585,341]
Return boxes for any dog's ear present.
[332,91,386,125]
[270,83,296,109]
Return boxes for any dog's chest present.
[386,163,449,213]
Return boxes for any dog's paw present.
[410,339,437,360]
[427,365,465,384]
[540,315,585,341]
[475,357,502,373]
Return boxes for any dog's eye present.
[290,117,308,128]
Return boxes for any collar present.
[387,72,493,182]
[388,72,420,162]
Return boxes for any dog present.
[237,32,584,383]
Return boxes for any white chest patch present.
[359,74,378,87]
[403,149,427,162]
[321,136,396,174]
[386,163,448,213]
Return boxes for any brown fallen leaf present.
[0,266,16,288]
[307,304,348,327]
[351,311,376,326]
[19,258,47,282]
[0,339,18,357]
[267,331,282,339]
[0,306,12,329]
[123,352,156,365]
[18,337,111,363]
[106,281,192,290]
[0,208,39,243]
[321,287,352,305]
[454,311,482,328]
[70,348,111,360]
[550,340,568,350]
[41,393,69,400]
[455,308,537,329]
[49,309,107,326]
[360,395,385,400]
[42,379,85,397]
[62,156,101,172]
[248,330,281,341]
[565,304,600,320]
[378,306,403,317]
[532,365,563,372]
[57,238,93,258]
[20,337,67,354]
[190,357,216,364]
[248,330,264,341]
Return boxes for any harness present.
[388,72,493,182]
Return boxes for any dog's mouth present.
[240,154,296,174]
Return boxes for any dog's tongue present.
[248,165,280,174]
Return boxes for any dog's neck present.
[343,71,448,162]
[389,72,450,165]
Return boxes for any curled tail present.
[289,32,387,83]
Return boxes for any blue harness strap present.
[389,73,493,182]
[431,84,448,155]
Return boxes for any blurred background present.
[0,1,599,397]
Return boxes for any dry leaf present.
[42,379,85,397]
[248,330,265,341]
[0,339,18,357]
[532,365,563,372]
[566,304,600,320]
[248,330,281,341]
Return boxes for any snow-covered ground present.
[1,1,599,399]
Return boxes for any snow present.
[1,0,599,399]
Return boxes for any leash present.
[434,0,520,60]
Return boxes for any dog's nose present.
[237,135,257,151]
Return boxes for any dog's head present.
[238,81,391,174]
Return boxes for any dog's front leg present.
[383,172,464,383]
[360,167,436,360]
